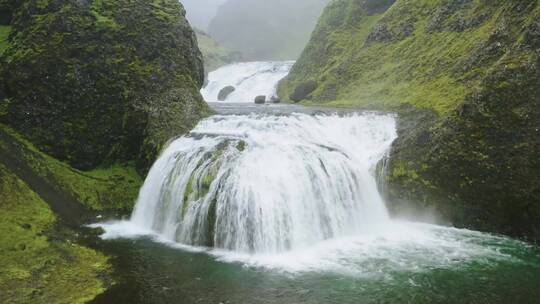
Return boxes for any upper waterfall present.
[201,61,294,103]
[129,112,397,253]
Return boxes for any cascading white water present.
[92,61,533,279]
[201,61,294,102]
[129,113,397,253]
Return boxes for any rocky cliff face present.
[0,0,208,172]
[281,0,540,241]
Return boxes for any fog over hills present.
[180,0,228,30]
[184,0,328,61]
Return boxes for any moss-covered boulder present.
[0,0,208,172]
[281,0,540,241]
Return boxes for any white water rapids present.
[136,113,395,253]
[201,61,294,102]
[94,62,522,274]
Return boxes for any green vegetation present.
[0,0,209,301]
[0,0,208,172]
[0,25,10,55]
[280,0,536,114]
[0,163,111,303]
[0,123,142,211]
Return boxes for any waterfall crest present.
[201,61,294,102]
[130,113,397,254]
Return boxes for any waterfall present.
[130,113,397,254]
[201,61,294,102]
[92,61,529,278]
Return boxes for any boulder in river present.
[254,95,266,104]
[218,86,236,101]
[289,80,317,102]
[270,96,281,103]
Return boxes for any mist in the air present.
[181,0,328,61]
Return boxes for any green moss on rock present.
[0,163,111,303]
[0,0,208,172]
[0,25,10,55]
[279,0,536,114]
[0,123,142,211]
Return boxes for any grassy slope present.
[0,163,111,303]
[0,124,142,211]
[280,0,538,114]
[0,25,9,55]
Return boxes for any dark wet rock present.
[289,80,318,102]
[270,96,281,103]
[254,95,266,104]
[0,0,14,25]
[218,86,236,101]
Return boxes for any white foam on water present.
[92,111,525,276]
[201,61,294,102]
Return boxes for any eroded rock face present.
[0,0,208,172]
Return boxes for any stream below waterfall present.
[90,62,540,304]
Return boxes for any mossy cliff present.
[0,0,208,172]
[281,0,540,241]
[0,0,208,301]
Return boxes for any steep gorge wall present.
[280,0,540,241]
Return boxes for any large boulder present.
[217,85,235,101]
[289,80,317,102]
[0,0,208,172]
[254,95,266,104]
[270,96,281,103]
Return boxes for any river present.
[90,62,540,304]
